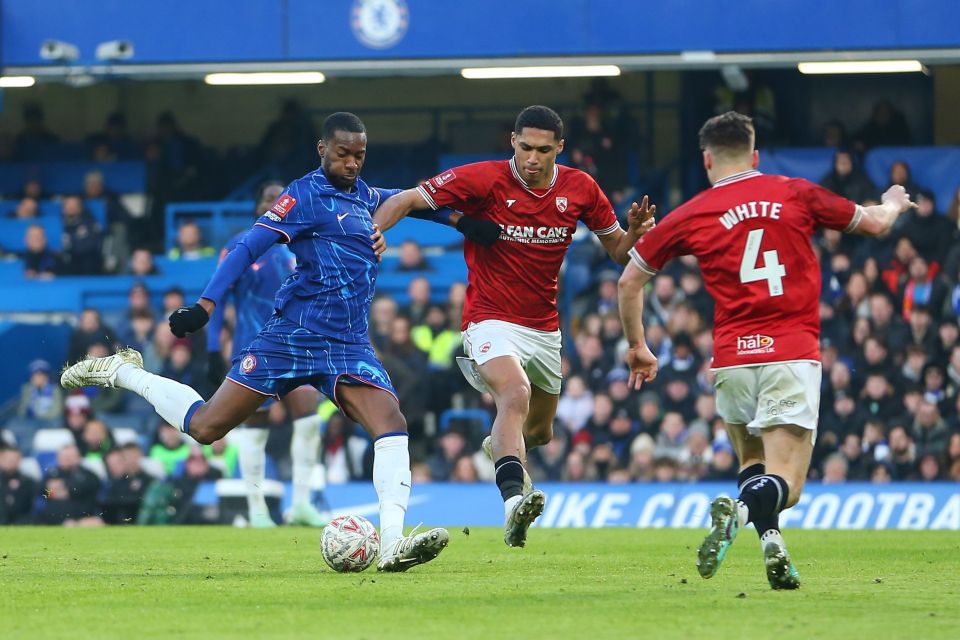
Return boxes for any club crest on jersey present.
[736,334,775,355]
[266,195,297,222]
[556,196,568,213]
[432,170,457,187]
[479,342,492,354]
[240,354,258,374]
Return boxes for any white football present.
[320,515,380,572]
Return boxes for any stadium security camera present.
[39,40,80,62]
[95,40,134,61]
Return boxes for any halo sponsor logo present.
[737,334,775,355]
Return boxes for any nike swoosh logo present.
[337,212,349,221]
[400,482,411,488]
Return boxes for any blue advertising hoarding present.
[300,482,960,530]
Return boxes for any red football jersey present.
[630,170,860,368]
[418,159,620,331]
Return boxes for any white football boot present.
[504,490,546,548]
[377,525,450,572]
[61,348,144,390]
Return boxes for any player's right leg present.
[283,386,328,527]
[334,380,448,572]
[60,347,263,444]
[477,356,546,548]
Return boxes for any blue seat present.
[0,161,146,195]
[864,146,960,209]
[387,217,464,247]
[758,147,835,183]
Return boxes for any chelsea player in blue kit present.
[206,180,329,529]
[62,112,499,571]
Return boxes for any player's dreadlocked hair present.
[699,111,755,156]
[322,112,366,140]
[515,105,563,140]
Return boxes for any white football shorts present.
[714,361,821,443]
[459,319,562,395]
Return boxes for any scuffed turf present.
[1,527,957,639]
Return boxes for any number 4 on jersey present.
[739,228,785,297]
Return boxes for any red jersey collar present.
[712,169,762,188]
[509,157,559,197]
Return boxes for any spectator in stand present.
[901,260,948,322]
[129,248,158,276]
[101,445,150,524]
[654,412,686,462]
[885,160,924,203]
[636,391,662,436]
[679,423,712,480]
[839,433,870,480]
[917,453,944,482]
[0,443,38,524]
[204,437,239,478]
[404,277,432,326]
[855,101,912,149]
[627,433,656,481]
[59,196,104,275]
[162,286,186,317]
[149,421,191,476]
[396,239,432,272]
[14,104,60,160]
[820,149,879,204]
[822,453,849,484]
[167,221,214,260]
[381,315,429,437]
[42,445,102,522]
[911,400,950,459]
[451,455,479,483]
[704,441,738,481]
[370,296,399,351]
[898,190,953,267]
[20,177,45,201]
[22,224,58,279]
[427,425,468,481]
[170,447,223,524]
[12,197,39,219]
[17,359,63,422]
[256,99,317,174]
[83,170,134,272]
[647,274,685,327]
[556,375,594,434]
[81,419,114,461]
[67,308,117,363]
[63,393,93,453]
[86,112,141,161]
[528,429,568,482]
[867,292,909,355]
[887,424,917,479]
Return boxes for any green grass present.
[1,527,957,639]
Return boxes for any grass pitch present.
[1,527,956,639]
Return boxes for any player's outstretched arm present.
[618,260,658,389]
[598,196,657,265]
[169,225,280,337]
[372,188,431,232]
[852,185,917,237]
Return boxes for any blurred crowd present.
[3,93,960,528]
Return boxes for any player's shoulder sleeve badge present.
[432,169,457,188]
[265,194,298,222]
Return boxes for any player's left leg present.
[283,385,329,527]
[750,424,812,590]
[736,362,820,590]
[334,380,448,572]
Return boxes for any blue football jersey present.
[254,168,401,342]
[220,232,296,360]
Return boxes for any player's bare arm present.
[851,184,917,237]
[373,188,431,232]
[597,195,657,265]
[617,260,658,389]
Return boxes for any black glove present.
[456,216,501,246]
[169,304,209,338]
[207,351,228,386]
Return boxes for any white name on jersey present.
[718,201,782,230]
